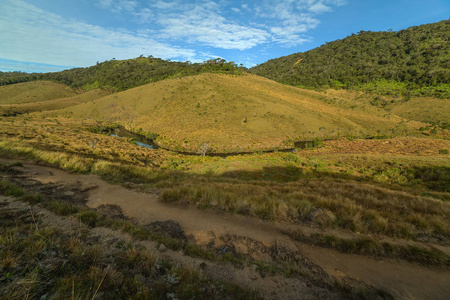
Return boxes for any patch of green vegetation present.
[0,57,246,92]
[250,20,450,98]
[0,180,42,203]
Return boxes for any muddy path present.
[2,159,450,299]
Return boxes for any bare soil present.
[2,159,450,299]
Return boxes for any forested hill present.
[0,57,245,92]
[250,20,450,98]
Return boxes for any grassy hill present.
[0,57,245,92]
[389,97,449,127]
[0,81,76,105]
[0,88,111,116]
[250,20,450,98]
[55,73,422,153]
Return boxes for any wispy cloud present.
[95,0,346,49]
[96,0,138,13]
[0,0,349,71]
[0,58,74,73]
[254,0,340,46]
[142,0,345,48]
[157,6,270,50]
[0,0,205,67]
[308,2,332,14]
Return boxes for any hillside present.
[0,88,111,116]
[55,73,423,153]
[250,20,450,98]
[0,81,76,105]
[0,57,245,92]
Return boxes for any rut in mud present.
[1,159,449,299]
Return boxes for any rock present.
[158,243,167,252]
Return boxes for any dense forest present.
[0,57,246,91]
[250,20,450,98]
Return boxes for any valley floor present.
[0,116,449,299]
[1,159,449,299]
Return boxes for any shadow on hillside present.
[408,165,450,193]
[215,165,450,193]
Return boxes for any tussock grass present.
[0,206,258,300]
[300,234,450,267]
[1,130,449,243]
[0,180,43,203]
[160,177,450,240]
[0,117,448,244]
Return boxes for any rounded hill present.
[64,73,419,153]
[0,81,76,105]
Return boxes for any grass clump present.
[313,234,450,267]
[0,181,260,299]
[0,211,259,300]
[0,180,42,204]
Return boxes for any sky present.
[0,0,449,73]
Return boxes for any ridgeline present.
[0,57,246,92]
[250,20,450,98]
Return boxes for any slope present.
[0,81,77,105]
[59,73,421,153]
[250,20,450,98]
[0,88,111,116]
[0,57,245,92]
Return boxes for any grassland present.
[0,181,259,300]
[0,116,448,246]
[42,73,430,154]
[389,97,450,127]
[1,72,449,298]
[0,81,77,105]
[0,80,112,117]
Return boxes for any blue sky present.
[0,0,449,73]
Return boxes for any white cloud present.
[0,0,349,71]
[231,7,241,13]
[93,0,347,49]
[157,5,270,50]
[151,1,181,10]
[308,2,332,14]
[0,59,73,73]
[96,0,138,13]
[254,0,345,46]
[133,8,154,22]
[0,0,203,67]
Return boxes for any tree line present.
[0,57,246,92]
[250,20,450,98]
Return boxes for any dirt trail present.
[0,195,334,300]
[4,160,450,299]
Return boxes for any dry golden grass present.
[54,73,424,152]
[0,88,111,115]
[306,137,450,157]
[325,89,449,127]
[0,117,168,168]
[0,115,448,244]
[390,97,450,125]
[0,81,76,105]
